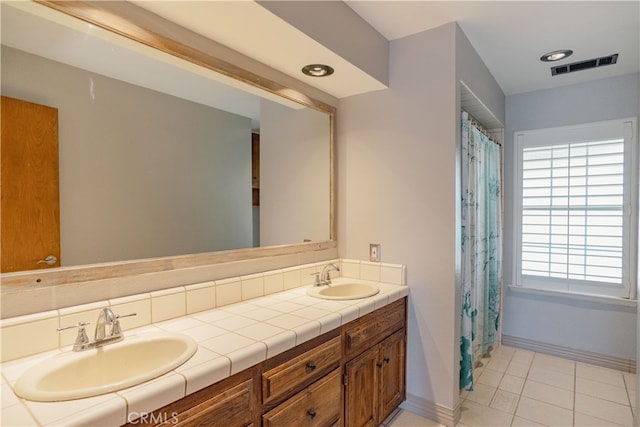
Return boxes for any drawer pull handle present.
[307,409,317,419]
[377,362,383,368]
[384,357,390,363]
[306,361,317,372]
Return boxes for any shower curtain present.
[459,111,502,391]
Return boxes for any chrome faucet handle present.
[115,312,137,319]
[310,272,321,286]
[57,321,91,350]
[112,312,137,336]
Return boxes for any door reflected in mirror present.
[1,2,332,273]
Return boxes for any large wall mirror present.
[1,1,335,286]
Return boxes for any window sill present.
[507,284,637,307]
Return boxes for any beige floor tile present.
[490,389,519,414]
[466,383,497,406]
[515,396,574,426]
[628,387,636,408]
[574,411,626,426]
[499,374,526,395]
[506,361,531,378]
[528,365,575,391]
[511,349,535,365]
[576,364,626,388]
[576,376,630,405]
[386,409,444,426]
[531,353,575,375]
[623,372,636,390]
[459,346,635,427]
[574,393,634,426]
[478,369,505,388]
[492,345,516,359]
[486,356,512,373]
[522,380,574,410]
[459,399,514,426]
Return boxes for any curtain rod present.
[463,110,502,146]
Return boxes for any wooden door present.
[1,96,60,272]
[378,331,406,422]
[344,348,378,427]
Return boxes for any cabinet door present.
[379,331,406,422]
[344,348,379,427]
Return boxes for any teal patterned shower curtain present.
[459,111,502,391]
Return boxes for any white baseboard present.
[502,334,636,373]
[400,393,459,427]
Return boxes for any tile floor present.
[382,345,637,427]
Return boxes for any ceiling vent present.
[551,54,618,76]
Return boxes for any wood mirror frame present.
[1,0,336,288]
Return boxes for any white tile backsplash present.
[340,259,361,278]
[240,274,264,300]
[0,259,407,363]
[360,262,381,281]
[215,278,242,306]
[150,288,186,323]
[282,267,302,290]
[185,281,216,314]
[263,271,284,295]
[1,312,58,362]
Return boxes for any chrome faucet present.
[95,307,119,342]
[319,262,340,286]
[58,308,136,351]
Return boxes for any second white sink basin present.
[14,331,197,402]
[307,280,380,300]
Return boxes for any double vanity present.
[1,262,408,426]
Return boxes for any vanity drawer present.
[173,378,254,427]
[262,335,341,405]
[262,368,341,427]
[343,297,406,360]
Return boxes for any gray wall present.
[338,22,505,412]
[2,46,253,266]
[502,73,640,360]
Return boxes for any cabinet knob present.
[307,409,317,419]
[306,361,317,372]
[384,357,390,363]
[377,362,383,368]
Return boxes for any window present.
[514,118,637,298]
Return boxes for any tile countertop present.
[1,279,408,427]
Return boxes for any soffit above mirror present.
[131,0,389,98]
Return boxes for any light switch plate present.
[369,243,381,262]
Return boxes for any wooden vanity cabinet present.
[343,298,407,427]
[121,298,406,427]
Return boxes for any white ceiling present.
[132,1,640,98]
[346,1,640,95]
[6,1,639,102]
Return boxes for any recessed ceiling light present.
[301,64,334,77]
[540,49,573,62]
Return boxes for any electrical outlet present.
[369,243,381,262]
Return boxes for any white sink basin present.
[14,332,197,402]
[307,280,380,300]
